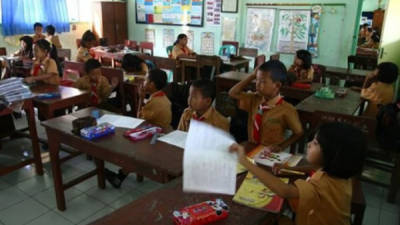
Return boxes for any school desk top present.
[325,66,370,77]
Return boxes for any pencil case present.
[80,122,115,140]
[172,199,229,225]
[124,125,162,142]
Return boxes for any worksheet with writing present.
[158,130,188,149]
[97,115,144,129]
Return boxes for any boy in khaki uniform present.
[178,80,229,132]
[229,60,303,152]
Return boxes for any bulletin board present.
[136,0,204,27]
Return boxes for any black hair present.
[81,30,96,48]
[122,54,145,72]
[148,69,167,90]
[174,33,187,46]
[258,60,287,84]
[19,36,33,58]
[45,25,56,35]
[377,62,398,84]
[367,28,373,32]
[34,22,43,29]
[316,122,366,179]
[84,59,102,74]
[191,79,216,101]
[362,23,368,28]
[371,32,380,43]
[35,39,61,75]
[296,49,312,69]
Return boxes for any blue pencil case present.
[80,123,115,140]
[36,92,61,99]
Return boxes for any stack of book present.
[0,77,32,103]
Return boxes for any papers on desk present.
[0,77,32,103]
[158,130,187,149]
[97,115,144,129]
[183,120,237,195]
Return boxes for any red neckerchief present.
[32,64,41,76]
[192,113,205,121]
[181,47,189,55]
[253,96,284,143]
[90,82,99,105]
[89,49,96,58]
[152,91,166,98]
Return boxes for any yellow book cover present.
[233,172,289,213]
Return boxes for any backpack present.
[376,100,400,151]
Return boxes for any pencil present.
[279,169,306,176]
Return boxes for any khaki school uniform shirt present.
[139,91,172,131]
[47,35,62,49]
[178,106,230,132]
[293,171,352,225]
[171,45,193,59]
[288,65,314,81]
[76,47,92,62]
[31,58,60,85]
[361,82,394,117]
[74,75,111,104]
[238,92,303,146]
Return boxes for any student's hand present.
[272,163,289,175]
[24,77,35,84]
[229,143,246,163]
[267,145,282,153]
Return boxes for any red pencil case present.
[291,82,311,89]
[173,199,229,225]
[123,125,162,142]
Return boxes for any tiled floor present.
[0,114,399,225]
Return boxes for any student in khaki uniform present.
[288,49,314,83]
[75,59,117,106]
[229,60,303,152]
[13,36,34,59]
[230,122,366,225]
[24,39,60,85]
[105,69,172,188]
[121,54,149,76]
[178,79,229,132]
[171,33,196,59]
[361,62,398,117]
[45,25,62,49]
[76,30,97,62]
[32,23,46,43]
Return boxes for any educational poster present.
[308,6,322,57]
[245,8,276,52]
[163,28,175,47]
[277,10,311,54]
[222,17,236,41]
[206,0,222,25]
[145,28,155,44]
[136,0,204,26]
[183,30,195,50]
[201,32,215,55]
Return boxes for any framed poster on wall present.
[136,0,204,27]
[222,0,238,13]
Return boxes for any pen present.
[279,169,306,176]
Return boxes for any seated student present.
[361,32,380,49]
[13,36,34,59]
[45,25,62,49]
[75,59,117,106]
[230,122,366,225]
[76,30,97,63]
[229,60,303,152]
[361,62,398,117]
[171,34,196,59]
[178,79,229,132]
[24,39,59,85]
[121,54,148,76]
[288,49,314,83]
[32,23,46,43]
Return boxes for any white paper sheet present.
[158,130,187,149]
[97,115,144,129]
[183,120,237,195]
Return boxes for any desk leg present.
[245,64,249,73]
[26,101,43,175]
[95,158,105,189]
[181,63,185,82]
[47,131,66,211]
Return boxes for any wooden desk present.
[90,175,277,225]
[41,107,183,211]
[31,84,90,119]
[325,66,370,87]
[0,99,43,176]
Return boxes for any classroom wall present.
[362,0,388,12]
[127,0,363,68]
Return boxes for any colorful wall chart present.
[136,0,204,26]
[245,8,276,52]
[277,10,311,54]
[201,32,215,55]
[308,6,322,56]
[205,0,222,25]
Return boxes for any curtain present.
[2,0,70,36]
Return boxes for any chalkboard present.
[136,0,204,27]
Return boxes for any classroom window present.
[66,0,93,22]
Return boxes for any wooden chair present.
[140,42,154,56]
[312,64,326,83]
[57,49,71,61]
[314,111,400,203]
[239,47,258,58]
[254,55,266,68]
[152,56,177,82]
[270,53,280,60]
[76,39,81,48]
[348,55,377,70]
[195,55,222,80]
[0,47,7,56]
[101,67,126,114]
[222,41,239,55]
[163,81,191,129]
[61,61,85,86]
